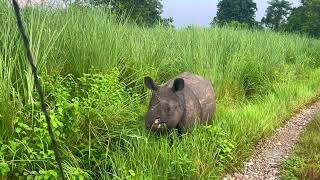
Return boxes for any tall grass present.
[1,3,320,179]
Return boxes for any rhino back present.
[164,72,215,128]
[177,72,215,124]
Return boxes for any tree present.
[261,0,292,30]
[212,0,257,27]
[285,0,320,38]
[89,0,173,27]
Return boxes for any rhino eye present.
[166,106,170,112]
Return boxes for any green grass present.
[280,113,320,180]
[1,2,320,179]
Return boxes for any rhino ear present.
[144,76,158,91]
[172,78,184,92]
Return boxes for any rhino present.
[144,72,216,133]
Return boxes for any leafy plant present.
[0,161,10,177]
[0,67,139,178]
[280,156,305,180]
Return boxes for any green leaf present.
[44,174,50,180]
[35,174,44,180]
[31,171,38,175]
[129,170,136,177]
[15,127,22,134]
[0,162,10,176]
[79,175,84,180]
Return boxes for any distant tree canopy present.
[261,0,292,31]
[285,0,320,38]
[212,0,257,27]
[88,0,173,27]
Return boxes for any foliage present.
[0,67,140,179]
[212,0,257,27]
[285,0,320,38]
[223,21,250,30]
[88,0,173,27]
[261,0,292,31]
[0,161,10,176]
[280,113,320,180]
[280,156,305,180]
[1,4,320,179]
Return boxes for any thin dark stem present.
[11,1,66,179]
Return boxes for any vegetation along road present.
[224,99,320,180]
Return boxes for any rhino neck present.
[175,90,187,128]
[176,85,203,131]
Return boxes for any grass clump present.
[280,113,320,180]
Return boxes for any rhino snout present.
[149,118,167,131]
[154,118,160,124]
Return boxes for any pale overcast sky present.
[162,0,301,27]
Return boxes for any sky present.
[162,0,301,28]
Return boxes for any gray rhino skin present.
[144,72,215,133]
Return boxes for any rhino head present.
[144,76,185,132]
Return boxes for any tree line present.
[74,0,319,38]
[213,0,320,38]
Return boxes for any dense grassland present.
[1,2,320,179]
[280,113,320,180]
